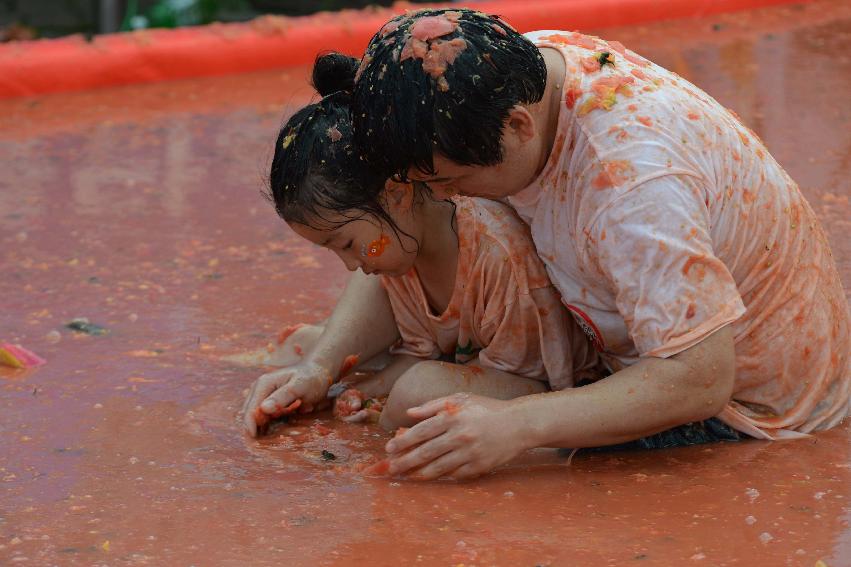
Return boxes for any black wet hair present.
[267,53,400,232]
[350,9,547,180]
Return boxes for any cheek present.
[364,234,392,258]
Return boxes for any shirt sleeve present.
[588,173,746,358]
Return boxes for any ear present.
[383,180,415,213]
[505,105,537,144]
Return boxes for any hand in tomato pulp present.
[242,360,333,437]
[384,394,528,480]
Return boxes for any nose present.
[336,251,362,273]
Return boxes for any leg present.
[340,354,423,399]
[379,360,548,430]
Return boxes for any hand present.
[384,394,525,480]
[241,360,333,437]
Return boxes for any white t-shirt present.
[508,31,850,438]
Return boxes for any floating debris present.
[321,450,336,461]
[66,318,108,336]
[45,330,62,344]
[0,343,46,369]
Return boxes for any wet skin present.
[1,1,850,564]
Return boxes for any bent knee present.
[380,361,451,429]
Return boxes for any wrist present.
[504,394,549,452]
[303,349,338,378]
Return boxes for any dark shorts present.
[557,417,744,457]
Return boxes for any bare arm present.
[341,354,423,399]
[306,271,400,377]
[386,327,736,479]
[242,271,400,436]
[513,326,736,449]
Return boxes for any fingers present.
[243,370,298,437]
[385,413,448,454]
[242,382,260,438]
[341,409,371,423]
[242,378,258,416]
[409,450,468,481]
[406,394,467,421]
[447,463,485,481]
[247,371,288,414]
[260,384,298,414]
[253,406,272,437]
[268,399,302,419]
[387,430,453,476]
[244,411,258,438]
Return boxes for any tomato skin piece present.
[314,424,333,436]
[339,354,360,376]
[276,323,305,345]
[254,399,302,435]
[269,398,302,418]
[363,459,391,476]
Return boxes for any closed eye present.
[342,240,353,251]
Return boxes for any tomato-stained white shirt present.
[508,30,850,438]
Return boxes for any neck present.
[533,47,567,176]
[412,196,458,275]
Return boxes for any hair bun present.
[312,52,359,97]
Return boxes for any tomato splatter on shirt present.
[541,32,599,50]
[577,75,635,116]
[509,30,850,439]
[592,160,635,190]
[565,85,583,110]
[381,198,599,390]
[631,68,648,80]
[581,55,601,73]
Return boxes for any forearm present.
[307,271,400,378]
[511,327,736,449]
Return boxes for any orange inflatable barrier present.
[0,0,812,99]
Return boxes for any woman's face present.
[288,183,420,277]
